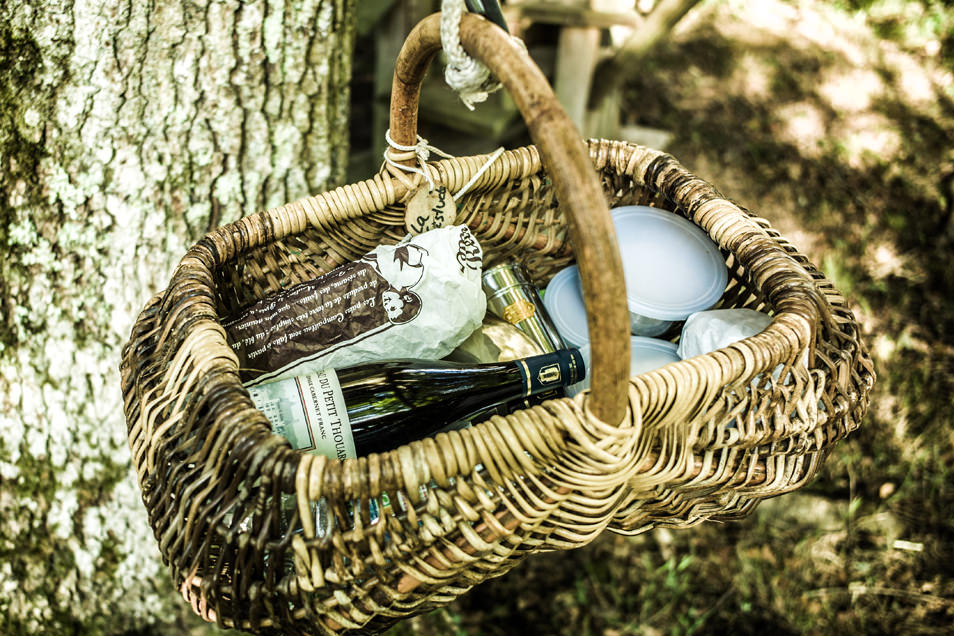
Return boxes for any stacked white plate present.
[544,205,728,393]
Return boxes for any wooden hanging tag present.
[404,185,455,235]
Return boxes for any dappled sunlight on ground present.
[774,101,828,157]
[818,68,885,112]
[866,242,906,280]
[728,53,775,99]
[613,0,954,632]
[840,113,903,168]
[388,2,954,634]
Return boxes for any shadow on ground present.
[389,2,954,634]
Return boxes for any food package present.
[225,225,486,385]
[678,308,808,381]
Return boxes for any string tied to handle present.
[383,129,505,201]
[382,129,456,192]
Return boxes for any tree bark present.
[0,1,354,633]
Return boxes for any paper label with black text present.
[248,369,356,460]
[404,185,454,235]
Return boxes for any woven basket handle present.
[390,13,631,424]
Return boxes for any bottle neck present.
[513,349,584,398]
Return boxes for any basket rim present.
[123,139,849,498]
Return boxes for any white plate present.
[611,205,727,322]
[542,265,590,348]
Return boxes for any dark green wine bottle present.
[248,349,584,458]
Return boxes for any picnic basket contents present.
[120,10,875,636]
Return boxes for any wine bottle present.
[247,349,584,458]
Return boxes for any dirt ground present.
[389,1,954,634]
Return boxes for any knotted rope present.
[382,1,514,194]
[383,129,505,201]
[440,0,505,110]
[382,129,457,192]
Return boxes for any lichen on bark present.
[0,1,354,633]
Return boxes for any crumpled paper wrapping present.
[678,308,808,381]
[226,225,486,385]
[445,316,544,364]
[677,308,773,360]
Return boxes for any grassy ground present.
[388,1,954,634]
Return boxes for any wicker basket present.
[120,13,875,636]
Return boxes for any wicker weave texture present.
[120,138,874,635]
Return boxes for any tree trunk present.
[0,1,354,633]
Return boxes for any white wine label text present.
[247,370,356,461]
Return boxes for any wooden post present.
[554,22,602,131]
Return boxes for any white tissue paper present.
[677,308,773,360]
[225,225,486,386]
[678,308,810,382]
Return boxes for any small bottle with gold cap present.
[439,262,571,430]
[482,261,570,407]
[482,261,567,353]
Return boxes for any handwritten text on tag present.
[405,185,455,235]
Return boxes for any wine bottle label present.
[248,370,356,460]
[516,349,584,397]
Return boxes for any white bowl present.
[567,336,681,397]
[611,205,727,335]
[542,207,727,346]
